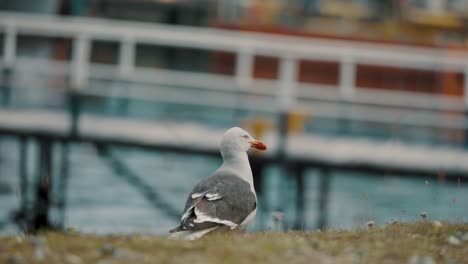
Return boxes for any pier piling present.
[32,139,53,231]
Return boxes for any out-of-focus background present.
[0,0,467,235]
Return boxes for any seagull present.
[169,127,267,240]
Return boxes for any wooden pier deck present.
[1,108,468,178]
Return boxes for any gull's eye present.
[242,135,249,139]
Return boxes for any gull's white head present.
[220,127,267,157]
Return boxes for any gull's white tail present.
[169,226,219,240]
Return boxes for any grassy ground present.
[0,222,467,264]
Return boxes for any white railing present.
[1,11,468,127]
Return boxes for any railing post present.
[71,34,90,90]
[118,37,136,76]
[339,54,356,101]
[235,47,253,90]
[115,38,135,115]
[276,55,298,229]
[277,55,298,159]
[276,55,298,157]
[233,47,253,119]
[1,25,17,107]
[278,55,298,111]
[338,54,355,135]
[3,25,17,67]
[69,34,90,137]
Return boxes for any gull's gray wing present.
[169,173,256,233]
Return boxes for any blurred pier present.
[1,12,468,232]
[1,107,468,231]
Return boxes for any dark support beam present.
[250,158,266,230]
[465,110,468,149]
[12,137,29,229]
[69,91,81,137]
[18,137,28,213]
[294,165,306,230]
[317,168,331,230]
[0,121,465,182]
[96,144,181,220]
[277,112,288,162]
[117,80,130,116]
[339,102,351,135]
[1,67,12,107]
[57,142,70,227]
[251,159,264,194]
[277,112,289,226]
[32,139,53,232]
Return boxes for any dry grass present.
[0,222,467,264]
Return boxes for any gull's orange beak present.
[249,140,267,151]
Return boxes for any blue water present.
[0,137,466,235]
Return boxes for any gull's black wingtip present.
[169,226,184,233]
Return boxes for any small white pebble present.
[447,236,462,246]
[33,248,45,261]
[272,211,285,222]
[439,247,447,256]
[112,249,128,260]
[432,221,442,228]
[408,255,436,264]
[272,211,285,232]
[64,254,83,264]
